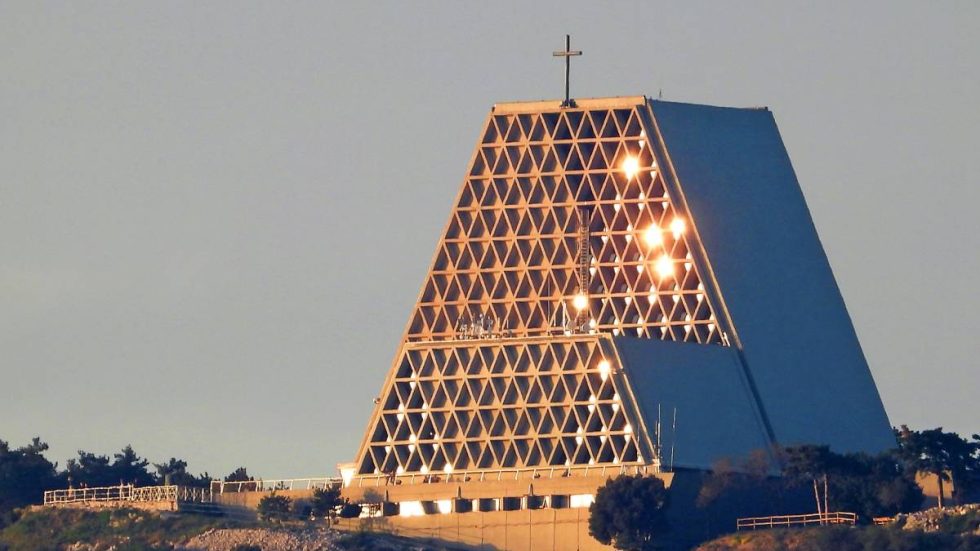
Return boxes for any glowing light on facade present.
[643,225,663,247]
[655,255,674,279]
[622,156,640,179]
[670,218,686,237]
[572,293,588,311]
[598,359,611,381]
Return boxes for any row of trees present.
[781,426,980,517]
[0,437,252,527]
[780,444,923,520]
[590,427,980,551]
[697,426,980,518]
[255,487,362,522]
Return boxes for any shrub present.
[339,500,363,519]
[257,493,292,522]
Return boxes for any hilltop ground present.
[3,504,979,551]
[697,505,980,551]
[0,508,466,551]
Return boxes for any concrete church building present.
[339,91,893,549]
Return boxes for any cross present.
[553,34,582,108]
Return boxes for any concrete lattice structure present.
[348,95,893,521]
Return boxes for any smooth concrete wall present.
[213,488,314,510]
[337,507,607,551]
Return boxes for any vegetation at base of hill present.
[0,507,244,551]
[587,428,978,549]
[589,474,670,551]
[779,444,924,521]
[0,507,466,551]
[942,507,980,535]
[695,445,924,523]
[0,436,260,529]
[696,524,980,551]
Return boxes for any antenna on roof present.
[552,34,582,108]
[669,407,677,472]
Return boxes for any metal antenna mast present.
[553,34,582,108]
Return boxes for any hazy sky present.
[2,2,978,479]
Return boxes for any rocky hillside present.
[0,508,461,551]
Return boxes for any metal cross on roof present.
[553,34,582,108]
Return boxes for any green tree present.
[224,467,252,482]
[782,444,922,520]
[897,426,980,508]
[310,486,343,519]
[589,474,670,551]
[824,452,922,519]
[0,437,62,527]
[65,451,113,487]
[110,446,155,486]
[66,445,155,487]
[153,458,210,488]
[222,467,257,491]
[257,493,292,522]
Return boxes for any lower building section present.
[341,469,665,550]
[337,507,611,551]
[339,470,813,550]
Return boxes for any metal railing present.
[212,477,341,493]
[43,484,213,506]
[351,463,658,488]
[736,512,857,531]
[175,486,213,503]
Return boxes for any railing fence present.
[736,511,857,531]
[211,477,341,494]
[43,484,212,506]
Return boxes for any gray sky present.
[2,2,978,479]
